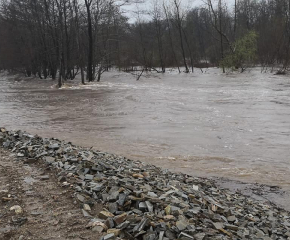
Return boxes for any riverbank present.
[1,68,289,190]
[1,128,290,239]
[0,147,102,240]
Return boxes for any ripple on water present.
[0,68,290,190]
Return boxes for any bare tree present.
[171,0,189,73]
[151,0,165,72]
[163,3,181,73]
[84,0,94,82]
[207,0,234,72]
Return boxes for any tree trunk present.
[85,0,93,82]
[163,4,181,73]
[173,0,189,73]
[219,0,225,73]
[81,67,85,85]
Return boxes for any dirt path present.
[0,148,102,240]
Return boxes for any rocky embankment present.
[0,128,290,240]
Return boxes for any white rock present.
[10,205,23,214]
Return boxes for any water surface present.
[0,69,289,190]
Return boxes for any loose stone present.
[107,228,121,237]
[114,213,127,225]
[103,233,115,240]
[99,211,115,220]
[176,220,188,231]
[0,129,289,240]
[83,204,91,211]
[10,205,23,214]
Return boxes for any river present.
[0,68,289,192]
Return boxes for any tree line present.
[0,0,290,86]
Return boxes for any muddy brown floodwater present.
[0,69,290,192]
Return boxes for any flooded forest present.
[1,0,290,82]
[1,1,290,239]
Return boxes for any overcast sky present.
[120,0,235,23]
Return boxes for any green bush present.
[221,31,258,72]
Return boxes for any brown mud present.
[0,148,102,240]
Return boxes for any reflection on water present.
[0,69,290,189]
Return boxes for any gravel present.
[1,128,290,239]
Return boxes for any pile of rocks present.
[1,128,290,239]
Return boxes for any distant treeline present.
[0,0,290,86]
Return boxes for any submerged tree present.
[1,0,290,79]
